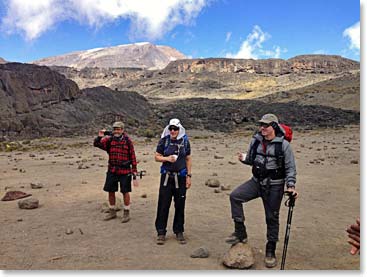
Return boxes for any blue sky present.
[0,0,360,63]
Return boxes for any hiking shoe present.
[225,232,248,245]
[103,209,117,221]
[225,221,248,245]
[264,241,277,268]
[176,232,187,244]
[264,252,277,268]
[121,209,130,223]
[156,235,166,245]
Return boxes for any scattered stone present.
[81,181,88,184]
[40,157,45,160]
[17,218,23,222]
[190,247,210,258]
[228,161,237,165]
[214,188,221,193]
[212,173,218,176]
[19,168,26,173]
[141,193,147,198]
[12,167,18,171]
[30,183,44,189]
[221,184,231,191]
[1,191,32,201]
[29,154,36,157]
[65,228,73,235]
[18,198,39,209]
[350,160,359,164]
[55,183,61,186]
[205,179,220,188]
[214,154,224,159]
[223,243,255,269]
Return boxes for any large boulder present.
[223,243,255,269]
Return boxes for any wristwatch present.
[187,174,192,178]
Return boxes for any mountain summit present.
[33,42,186,70]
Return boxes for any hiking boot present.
[156,235,166,245]
[176,232,187,244]
[225,221,248,245]
[121,209,130,223]
[103,209,117,221]
[264,241,277,268]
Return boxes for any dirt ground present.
[0,125,360,270]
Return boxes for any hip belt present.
[163,172,179,188]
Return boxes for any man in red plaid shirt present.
[94,121,139,222]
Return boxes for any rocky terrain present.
[0,54,360,141]
[51,55,359,102]
[0,126,360,269]
[0,63,157,140]
[0,51,360,270]
[33,42,186,70]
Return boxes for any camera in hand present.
[104,130,113,136]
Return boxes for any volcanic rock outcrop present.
[0,63,156,140]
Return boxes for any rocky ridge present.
[51,55,359,102]
[0,63,156,139]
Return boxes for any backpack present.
[279,123,293,143]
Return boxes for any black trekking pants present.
[155,174,187,235]
[229,177,284,242]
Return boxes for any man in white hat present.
[154,118,192,245]
[226,113,298,268]
[94,121,139,222]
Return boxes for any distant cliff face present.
[33,42,186,70]
[162,55,359,74]
[50,55,359,102]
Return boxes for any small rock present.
[214,188,221,193]
[190,247,209,258]
[141,193,147,198]
[30,183,43,189]
[29,154,36,157]
[17,218,23,222]
[81,181,88,184]
[221,184,231,191]
[228,161,236,165]
[18,198,39,209]
[65,228,73,235]
[214,154,224,159]
[350,160,359,164]
[205,179,220,188]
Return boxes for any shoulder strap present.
[251,139,260,164]
[164,135,170,152]
[274,141,284,168]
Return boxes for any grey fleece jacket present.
[243,132,297,188]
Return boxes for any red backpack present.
[279,123,293,142]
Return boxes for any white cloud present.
[225,25,285,59]
[343,21,360,50]
[1,0,209,41]
[225,31,231,42]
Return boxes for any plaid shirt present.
[94,133,137,175]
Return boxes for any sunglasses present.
[168,126,179,131]
[259,123,270,128]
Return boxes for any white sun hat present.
[161,118,186,140]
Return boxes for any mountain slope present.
[33,42,186,70]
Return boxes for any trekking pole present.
[280,191,296,270]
